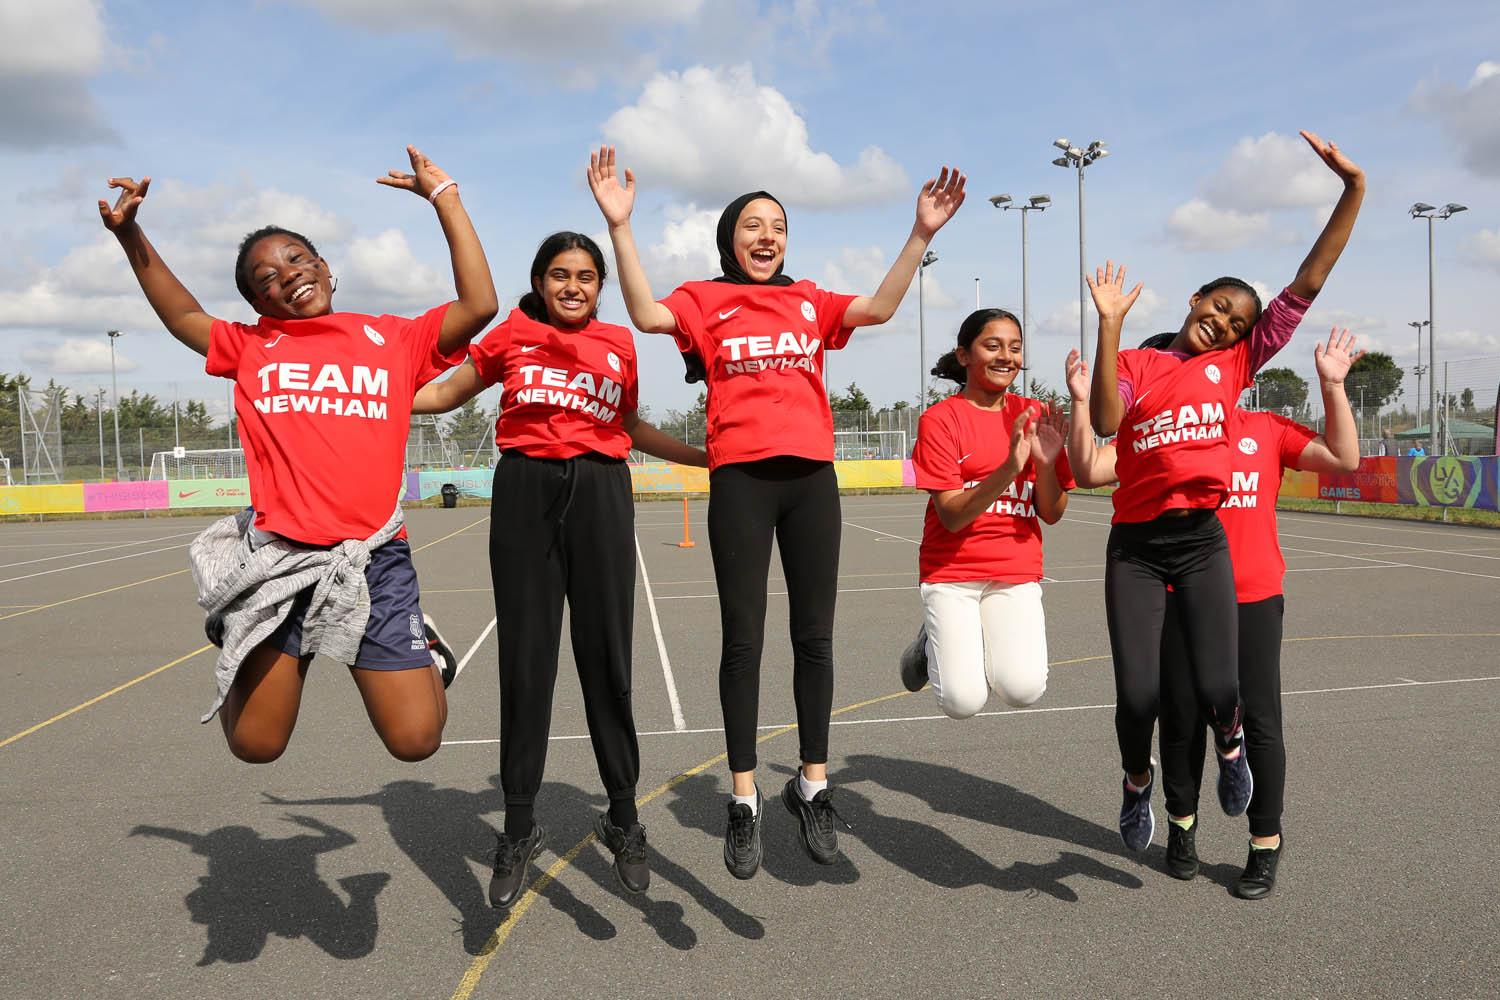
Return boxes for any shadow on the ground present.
[834,754,1144,899]
[130,815,388,966]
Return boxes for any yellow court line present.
[0,644,214,751]
[0,514,491,752]
[0,569,189,622]
[412,515,490,555]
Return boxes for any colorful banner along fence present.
[0,458,1495,516]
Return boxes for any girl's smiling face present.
[958,316,1024,392]
[534,248,600,329]
[1173,286,1259,354]
[242,234,334,320]
[733,198,787,282]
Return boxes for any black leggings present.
[1104,509,1241,776]
[708,457,840,773]
[1161,594,1286,838]
[490,451,639,833]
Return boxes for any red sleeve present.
[912,406,964,491]
[813,286,859,351]
[1115,349,1139,411]
[659,284,707,358]
[205,319,254,378]
[393,303,459,389]
[1273,413,1318,470]
[466,319,513,387]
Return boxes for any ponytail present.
[931,350,968,385]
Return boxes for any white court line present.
[635,534,686,732]
[844,520,919,545]
[657,584,918,601]
[441,673,1500,745]
[1276,509,1500,543]
[451,617,497,684]
[1278,542,1500,581]
[0,529,199,571]
[0,543,191,586]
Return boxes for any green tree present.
[1460,387,1475,414]
[830,382,872,412]
[1254,367,1308,412]
[1026,378,1067,411]
[444,398,494,448]
[1346,352,1404,410]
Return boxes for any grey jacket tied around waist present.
[190,504,406,722]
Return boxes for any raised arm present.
[842,167,966,328]
[930,410,1035,533]
[1086,261,1143,437]
[99,177,216,356]
[588,146,677,335]
[1295,328,1362,473]
[624,412,708,466]
[1287,131,1364,301]
[1063,349,1119,487]
[378,145,498,354]
[412,359,486,415]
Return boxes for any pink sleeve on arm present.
[1115,349,1137,412]
[1246,286,1313,374]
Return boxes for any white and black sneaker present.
[425,613,459,689]
[899,625,929,692]
[723,788,764,880]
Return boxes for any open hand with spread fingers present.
[378,145,455,201]
[98,176,151,232]
[1086,260,1144,324]
[1314,326,1363,385]
[588,145,636,228]
[914,166,966,239]
[1033,408,1066,466]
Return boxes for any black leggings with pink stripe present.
[1104,509,1242,776]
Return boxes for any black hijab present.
[680,191,796,383]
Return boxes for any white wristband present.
[428,179,457,204]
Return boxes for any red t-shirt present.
[659,280,858,469]
[468,309,638,460]
[1219,409,1316,602]
[206,305,459,545]
[1109,287,1311,523]
[912,393,1076,584]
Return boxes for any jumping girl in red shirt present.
[1084,131,1363,854]
[1066,327,1361,897]
[99,146,498,765]
[589,145,965,879]
[413,232,704,908]
[900,309,1074,719]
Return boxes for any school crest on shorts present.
[409,613,422,639]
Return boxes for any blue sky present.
[2,0,1498,421]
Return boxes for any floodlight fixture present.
[1029,194,1051,207]
[1053,138,1071,150]
[990,194,1013,207]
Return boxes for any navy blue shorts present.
[268,537,433,671]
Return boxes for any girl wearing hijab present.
[588,146,965,879]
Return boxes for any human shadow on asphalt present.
[129,815,388,966]
[835,754,1144,899]
[661,769,862,888]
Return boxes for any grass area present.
[1274,496,1500,528]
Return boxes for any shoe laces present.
[620,823,648,864]
[1245,847,1277,881]
[493,834,522,875]
[727,805,756,852]
[809,790,853,835]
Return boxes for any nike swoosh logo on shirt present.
[520,344,542,353]
[1135,389,1152,406]
[958,453,972,464]
[718,306,743,320]
[263,334,287,349]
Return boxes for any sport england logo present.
[1238,437,1258,455]
[800,301,817,323]
[364,325,386,347]
[718,306,743,320]
[1205,364,1222,385]
[264,333,288,349]
[606,352,621,372]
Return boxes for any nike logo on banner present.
[520,345,542,353]
[264,334,287,349]
[177,491,200,499]
[718,306,743,320]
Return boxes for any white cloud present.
[0,0,116,147]
[1165,199,1280,252]
[1468,228,1500,271]
[1411,61,1500,177]
[20,337,137,375]
[601,65,907,207]
[1202,132,1343,212]
[342,230,452,307]
[641,205,721,291]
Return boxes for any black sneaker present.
[782,775,851,865]
[1119,766,1156,852]
[1234,841,1282,900]
[489,823,545,909]
[594,813,650,894]
[425,613,459,689]
[899,626,929,692]
[1165,817,1200,880]
[723,789,763,880]
[1216,738,1253,817]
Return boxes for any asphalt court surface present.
[2,494,1497,999]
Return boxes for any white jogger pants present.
[919,579,1048,719]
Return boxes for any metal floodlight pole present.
[991,193,1050,400]
[1053,139,1108,363]
[1410,202,1466,455]
[96,388,106,480]
[918,250,938,413]
[107,330,125,479]
[1407,320,1428,422]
